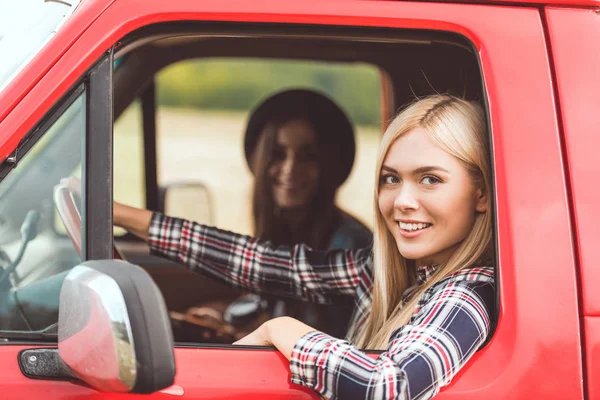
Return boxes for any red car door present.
[545,7,600,400]
[0,0,583,398]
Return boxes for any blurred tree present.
[156,59,381,126]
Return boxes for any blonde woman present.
[114,94,495,400]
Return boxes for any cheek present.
[268,164,279,179]
[433,189,478,230]
[377,191,393,218]
[306,164,320,185]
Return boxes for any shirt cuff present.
[147,212,183,258]
[289,330,339,388]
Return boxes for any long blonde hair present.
[354,95,493,350]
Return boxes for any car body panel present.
[1,345,318,399]
[0,0,116,125]
[546,7,600,399]
[546,6,600,317]
[584,317,600,400]
[0,0,588,398]
[486,0,599,6]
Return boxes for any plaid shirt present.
[148,213,495,400]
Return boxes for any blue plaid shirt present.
[148,213,495,400]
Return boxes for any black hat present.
[244,89,356,188]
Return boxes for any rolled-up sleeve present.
[289,281,494,400]
[147,212,372,304]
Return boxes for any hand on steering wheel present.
[54,176,124,259]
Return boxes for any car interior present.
[0,22,487,345]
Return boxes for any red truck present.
[0,0,598,398]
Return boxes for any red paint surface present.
[585,317,600,400]
[546,7,600,316]
[0,0,591,398]
[0,0,116,124]
[0,345,318,399]
[487,0,599,5]
[546,8,600,399]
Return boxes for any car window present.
[114,99,145,236]
[112,28,492,348]
[0,90,85,333]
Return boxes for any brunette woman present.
[245,89,371,250]
[238,89,371,336]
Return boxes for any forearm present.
[267,317,316,360]
[113,202,153,241]
[147,212,368,302]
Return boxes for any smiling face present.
[268,119,320,209]
[377,127,487,266]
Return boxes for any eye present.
[380,174,400,185]
[272,147,286,162]
[297,148,318,163]
[421,175,442,186]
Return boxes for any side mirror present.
[159,181,213,225]
[57,260,175,393]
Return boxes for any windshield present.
[0,0,80,94]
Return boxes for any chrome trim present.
[59,263,137,391]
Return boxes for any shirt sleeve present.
[147,212,372,304]
[289,281,494,400]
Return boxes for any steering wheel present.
[54,177,124,260]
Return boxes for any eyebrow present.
[381,165,449,174]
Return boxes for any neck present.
[278,207,309,237]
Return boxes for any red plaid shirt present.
[148,213,495,400]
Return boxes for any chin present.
[276,201,306,210]
[395,242,430,261]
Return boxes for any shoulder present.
[419,266,496,315]
[444,265,495,285]
[328,211,373,249]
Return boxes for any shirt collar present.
[415,264,439,285]
[401,264,441,303]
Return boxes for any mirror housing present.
[159,181,213,225]
[58,259,175,393]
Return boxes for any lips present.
[396,220,433,238]
[398,221,432,232]
[276,183,300,190]
[274,180,306,191]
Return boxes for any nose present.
[281,154,298,176]
[393,183,419,212]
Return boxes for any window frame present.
[109,21,497,348]
[82,52,114,261]
[0,52,114,341]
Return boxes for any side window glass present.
[0,91,85,333]
[114,99,145,236]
